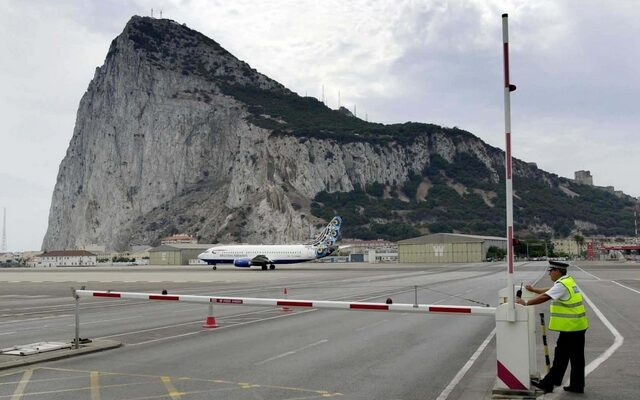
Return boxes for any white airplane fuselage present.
[197,216,343,269]
[198,244,318,267]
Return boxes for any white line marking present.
[543,289,624,400]
[582,291,624,376]
[255,339,328,365]
[436,328,496,400]
[0,331,16,336]
[126,309,317,346]
[98,320,202,339]
[576,266,601,280]
[611,280,640,294]
[355,319,388,331]
[67,315,143,326]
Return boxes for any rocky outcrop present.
[42,16,632,251]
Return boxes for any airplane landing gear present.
[269,264,275,270]
[212,265,217,270]
[261,264,268,270]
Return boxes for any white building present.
[28,250,97,267]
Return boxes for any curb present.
[0,340,122,371]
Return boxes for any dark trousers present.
[542,330,586,389]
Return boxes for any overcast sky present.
[1,0,638,252]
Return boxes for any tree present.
[486,246,506,261]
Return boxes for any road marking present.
[10,369,33,400]
[0,331,16,335]
[576,266,601,280]
[38,367,342,397]
[67,315,143,326]
[543,290,624,399]
[126,309,317,346]
[255,339,328,365]
[90,371,101,400]
[355,319,388,331]
[582,291,624,376]
[612,280,640,294]
[97,320,202,339]
[435,328,496,400]
[161,376,183,399]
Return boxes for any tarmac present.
[0,339,121,371]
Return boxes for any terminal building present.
[27,250,97,267]
[397,233,507,263]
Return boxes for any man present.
[516,260,588,394]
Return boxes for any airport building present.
[148,243,213,265]
[397,233,507,263]
[28,250,97,267]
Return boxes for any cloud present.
[1,0,638,251]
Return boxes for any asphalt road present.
[0,261,638,399]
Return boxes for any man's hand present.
[525,284,535,292]
[515,297,525,305]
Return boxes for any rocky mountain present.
[43,16,636,251]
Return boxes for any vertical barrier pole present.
[71,287,80,349]
[502,13,517,321]
[414,285,418,308]
[493,14,534,396]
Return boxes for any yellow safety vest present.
[549,275,589,332]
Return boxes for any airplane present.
[197,216,343,270]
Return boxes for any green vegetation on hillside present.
[311,153,635,241]
[218,84,476,145]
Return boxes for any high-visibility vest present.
[549,275,589,332]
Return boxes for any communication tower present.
[1,208,6,252]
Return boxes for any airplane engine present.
[233,258,252,268]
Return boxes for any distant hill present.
[43,16,636,251]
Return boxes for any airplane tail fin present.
[310,216,342,258]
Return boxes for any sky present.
[1,0,638,252]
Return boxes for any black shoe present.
[531,380,553,393]
[563,386,584,393]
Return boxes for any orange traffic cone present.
[281,288,291,312]
[202,303,219,328]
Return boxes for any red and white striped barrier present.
[74,289,496,317]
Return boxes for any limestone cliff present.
[43,16,635,251]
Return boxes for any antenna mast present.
[1,208,6,252]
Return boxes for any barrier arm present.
[74,289,496,317]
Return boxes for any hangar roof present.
[148,244,215,252]
[397,233,507,245]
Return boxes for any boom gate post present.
[498,286,540,383]
[494,303,531,393]
[71,287,80,349]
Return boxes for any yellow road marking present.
[30,367,342,397]
[90,371,101,400]
[161,376,183,399]
[10,369,32,400]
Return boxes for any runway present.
[1,261,638,399]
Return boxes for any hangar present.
[148,243,213,265]
[397,233,507,263]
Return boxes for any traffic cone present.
[202,303,219,328]
[281,288,291,312]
